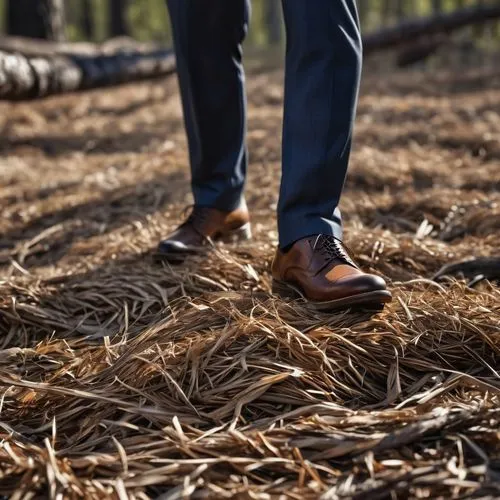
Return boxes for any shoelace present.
[312,235,357,268]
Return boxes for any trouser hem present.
[278,215,343,250]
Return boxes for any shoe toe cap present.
[338,273,389,294]
[157,239,189,255]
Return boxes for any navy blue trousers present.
[166,0,362,248]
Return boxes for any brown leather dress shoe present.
[156,203,251,262]
[272,235,391,311]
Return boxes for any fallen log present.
[364,4,500,55]
[0,48,176,100]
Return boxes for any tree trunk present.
[109,0,129,37]
[81,0,94,40]
[432,0,443,14]
[265,0,282,45]
[395,0,405,22]
[48,0,67,42]
[7,0,51,39]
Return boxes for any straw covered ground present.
[0,58,499,499]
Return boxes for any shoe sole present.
[154,222,252,264]
[272,279,392,312]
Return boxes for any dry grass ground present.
[0,59,499,499]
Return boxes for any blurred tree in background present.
[0,0,498,48]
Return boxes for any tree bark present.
[432,0,443,14]
[265,0,282,45]
[0,48,175,101]
[81,0,94,40]
[7,0,51,39]
[109,0,129,37]
[48,0,67,42]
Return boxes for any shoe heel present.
[272,279,301,300]
[219,222,252,244]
